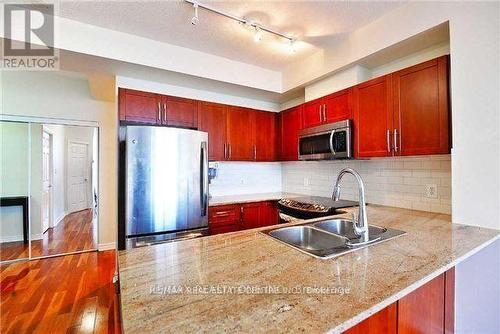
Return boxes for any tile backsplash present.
[282,155,451,214]
[209,162,282,197]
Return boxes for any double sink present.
[261,218,405,259]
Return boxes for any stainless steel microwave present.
[298,120,352,160]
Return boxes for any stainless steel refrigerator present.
[125,126,208,241]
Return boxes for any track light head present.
[288,38,296,53]
[191,3,199,25]
[253,26,262,43]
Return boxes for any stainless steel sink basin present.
[270,225,347,249]
[313,219,387,240]
[262,219,406,259]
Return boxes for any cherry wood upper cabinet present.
[119,88,160,124]
[303,98,323,128]
[279,105,303,161]
[254,110,277,161]
[353,75,394,158]
[163,96,198,128]
[393,56,450,156]
[198,101,227,161]
[226,106,255,161]
[324,88,352,124]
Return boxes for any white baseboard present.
[98,242,116,251]
[0,233,43,243]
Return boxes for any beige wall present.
[1,71,117,249]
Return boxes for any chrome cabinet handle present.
[323,105,326,123]
[253,145,257,160]
[319,105,322,122]
[387,129,391,153]
[163,102,167,123]
[394,129,399,153]
[224,143,227,159]
[157,102,161,122]
[228,144,232,159]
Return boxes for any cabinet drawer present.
[209,205,240,227]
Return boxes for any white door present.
[42,131,52,233]
[68,141,89,213]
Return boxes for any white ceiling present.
[56,1,403,71]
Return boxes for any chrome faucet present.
[332,168,369,242]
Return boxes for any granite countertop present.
[118,205,499,333]
[209,192,301,206]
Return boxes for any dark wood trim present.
[0,196,29,244]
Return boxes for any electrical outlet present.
[240,178,245,185]
[303,177,310,186]
[425,184,438,199]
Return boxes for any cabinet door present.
[119,88,160,124]
[343,303,397,334]
[254,110,277,161]
[353,75,394,157]
[208,205,240,235]
[393,56,450,156]
[280,105,303,161]
[226,106,254,161]
[398,273,445,334]
[241,202,262,230]
[303,98,323,128]
[261,201,279,227]
[324,88,352,124]
[164,96,198,128]
[198,101,227,161]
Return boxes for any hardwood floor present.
[0,250,121,333]
[1,209,96,261]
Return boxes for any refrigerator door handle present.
[200,141,208,217]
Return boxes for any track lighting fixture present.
[191,3,199,26]
[185,0,297,50]
[253,26,262,43]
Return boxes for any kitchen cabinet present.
[279,105,303,161]
[392,56,450,156]
[226,106,255,161]
[163,96,198,128]
[343,268,455,334]
[198,101,227,161]
[209,201,279,235]
[119,88,161,124]
[303,98,324,128]
[323,88,352,124]
[240,202,262,230]
[303,88,352,128]
[208,204,240,235]
[353,75,394,157]
[254,110,277,161]
[343,303,397,334]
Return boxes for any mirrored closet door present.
[0,120,99,263]
[0,121,31,262]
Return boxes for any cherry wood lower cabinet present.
[209,201,279,235]
[343,268,455,334]
[343,303,397,334]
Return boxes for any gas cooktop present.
[278,196,358,219]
